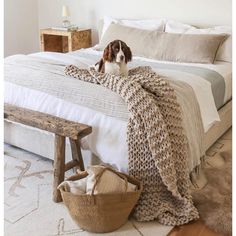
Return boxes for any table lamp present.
[62,5,71,28]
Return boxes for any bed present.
[4,47,232,169]
[4,19,232,224]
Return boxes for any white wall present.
[4,0,39,57]
[38,0,232,45]
[4,0,232,55]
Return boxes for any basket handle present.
[91,166,128,196]
[66,171,88,181]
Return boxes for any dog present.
[95,40,132,76]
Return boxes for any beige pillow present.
[216,35,231,62]
[98,23,226,64]
[165,21,232,63]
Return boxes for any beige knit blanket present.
[65,65,199,225]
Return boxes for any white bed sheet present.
[4,48,232,172]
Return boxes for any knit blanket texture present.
[64,65,199,225]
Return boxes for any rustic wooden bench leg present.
[69,138,85,171]
[53,134,65,202]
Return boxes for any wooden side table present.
[40,28,92,53]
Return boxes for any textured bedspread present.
[64,65,199,224]
[5,54,204,173]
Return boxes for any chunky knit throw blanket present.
[65,65,199,225]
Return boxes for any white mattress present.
[4,48,232,172]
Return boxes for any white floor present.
[4,144,173,236]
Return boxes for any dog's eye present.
[115,48,119,52]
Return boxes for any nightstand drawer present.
[40,29,92,53]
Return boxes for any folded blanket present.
[86,165,137,194]
[65,65,199,225]
[58,177,87,195]
[58,165,137,195]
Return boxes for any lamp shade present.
[62,5,70,17]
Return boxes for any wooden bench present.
[4,103,92,202]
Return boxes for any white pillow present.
[165,20,232,62]
[165,20,196,33]
[101,16,165,39]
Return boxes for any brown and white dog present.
[95,40,132,76]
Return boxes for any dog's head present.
[103,40,132,64]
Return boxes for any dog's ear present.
[103,43,113,62]
[125,46,132,63]
[98,59,104,73]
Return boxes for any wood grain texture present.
[65,159,80,172]
[69,138,85,171]
[53,135,65,202]
[71,30,92,51]
[168,220,224,236]
[4,103,93,203]
[42,34,63,52]
[40,28,92,53]
[4,104,92,140]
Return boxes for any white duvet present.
[4,48,232,172]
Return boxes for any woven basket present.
[58,167,142,233]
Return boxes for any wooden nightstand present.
[40,28,92,53]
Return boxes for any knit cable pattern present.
[65,65,199,225]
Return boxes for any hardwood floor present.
[167,220,224,236]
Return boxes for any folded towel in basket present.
[58,177,87,195]
[58,165,138,195]
[86,166,137,194]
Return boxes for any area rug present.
[192,129,232,236]
[4,129,232,236]
[4,144,173,236]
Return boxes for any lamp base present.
[62,20,71,28]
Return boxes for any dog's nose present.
[120,55,124,61]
